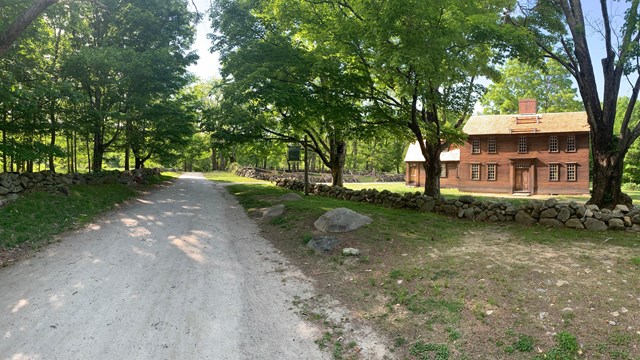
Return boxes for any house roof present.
[462,112,589,135]
[404,142,460,162]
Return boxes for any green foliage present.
[481,59,583,114]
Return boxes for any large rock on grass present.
[314,208,372,233]
[279,193,304,201]
[262,204,286,219]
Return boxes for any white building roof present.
[404,142,460,162]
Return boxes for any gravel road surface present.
[0,173,330,360]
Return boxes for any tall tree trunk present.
[420,141,442,197]
[2,112,6,173]
[73,132,77,173]
[134,156,144,169]
[211,146,218,170]
[92,131,104,172]
[124,144,130,171]
[351,139,358,170]
[49,111,56,172]
[329,138,346,187]
[588,127,630,207]
[86,137,91,172]
[66,135,71,173]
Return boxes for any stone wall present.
[272,178,640,232]
[235,167,405,183]
[0,168,161,207]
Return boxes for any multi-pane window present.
[518,137,527,153]
[440,163,447,178]
[487,163,496,181]
[549,163,559,181]
[567,163,577,181]
[566,135,576,152]
[549,135,559,152]
[471,164,480,180]
[488,137,497,153]
[472,138,481,154]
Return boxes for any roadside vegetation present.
[0,174,175,265]
[221,176,640,359]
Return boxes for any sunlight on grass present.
[203,171,268,183]
[344,182,592,204]
[0,184,137,249]
[162,171,182,178]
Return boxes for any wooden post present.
[304,135,309,195]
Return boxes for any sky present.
[186,1,636,101]
[186,0,220,81]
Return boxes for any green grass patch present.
[203,171,267,183]
[0,184,137,249]
[409,341,450,360]
[535,331,579,360]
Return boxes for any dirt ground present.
[254,204,640,359]
[0,173,393,360]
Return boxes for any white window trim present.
[566,135,577,152]
[549,163,560,182]
[488,137,497,154]
[487,163,497,181]
[472,138,481,154]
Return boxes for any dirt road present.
[0,173,330,359]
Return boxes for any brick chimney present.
[518,99,537,114]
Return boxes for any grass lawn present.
[203,171,268,183]
[223,180,640,359]
[0,174,174,262]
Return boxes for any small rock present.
[539,312,547,320]
[562,307,573,313]
[609,320,617,326]
[486,310,494,315]
[556,280,568,287]
[621,307,629,314]
[342,248,361,256]
[611,311,620,317]
[615,204,630,213]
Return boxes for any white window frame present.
[549,163,559,182]
[440,163,447,178]
[518,137,527,154]
[566,135,576,152]
[471,164,480,181]
[549,135,558,152]
[488,137,497,154]
[567,163,577,181]
[472,138,481,154]
[487,163,497,181]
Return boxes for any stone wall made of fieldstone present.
[235,166,404,183]
[272,178,640,232]
[0,168,161,207]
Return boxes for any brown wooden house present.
[405,99,591,195]
[405,142,460,188]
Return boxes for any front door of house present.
[514,167,529,192]
[409,164,418,185]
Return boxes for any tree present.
[509,0,640,207]
[62,0,197,172]
[210,0,369,186]
[0,0,58,56]
[482,59,583,114]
